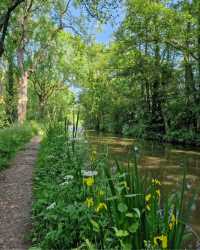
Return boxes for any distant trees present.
[81,0,200,144]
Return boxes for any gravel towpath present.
[0,136,40,250]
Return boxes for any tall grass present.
[0,122,39,170]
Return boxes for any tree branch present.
[0,0,25,57]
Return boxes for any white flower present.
[81,170,98,177]
[47,202,56,210]
[60,181,70,186]
[64,175,74,180]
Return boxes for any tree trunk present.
[18,71,28,124]
[17,47,28,124]
[151,41,165,134]
[5,55,17,122]
[0,0,25,57]
[196,0,200,131]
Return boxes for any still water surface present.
[86,131,200,248]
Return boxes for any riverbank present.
[30,125,199,249]
[91,128,200,147]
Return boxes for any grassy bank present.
[0,122,39,171]
[30,125,198,250]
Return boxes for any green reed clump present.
[84,150,198,250]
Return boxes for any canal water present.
[86,131,200,248]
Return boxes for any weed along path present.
[0,136,40,250]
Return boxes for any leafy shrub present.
[0,122,38,170]
[164,129,200,146]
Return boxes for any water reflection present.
[86,131,200,248]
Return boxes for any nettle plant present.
[81,150,197,250]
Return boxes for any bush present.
[164,129,200,146]
[0,122,38,170]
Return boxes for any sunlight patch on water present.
[171,149,200,156]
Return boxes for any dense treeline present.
[0,0,119,125]
[0,0,200,145]
[81,0,200,145]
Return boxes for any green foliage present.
[80,0,200,145]
[31,127,196,249]
[0,98,8,128]
[31,126,92,249]
[0,122,38,170]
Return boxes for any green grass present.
[0,122,39,171]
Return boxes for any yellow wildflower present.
[98,190,105,196]
[169,222,173,230]
[171,213,177,224]
[96,202,107,213]
[146,204,151,211]
[152,178,161,185]
[156,189,161,197]
[169,213,178,230]
[83,177,94,187]
[0,96,4,104]
[90,150,97,161]
[85,197,94,208]
[154,235,168,249]
[145,193,151,202]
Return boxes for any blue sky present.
[95,23,114,44]
[94,9,124,44]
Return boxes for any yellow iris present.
[145,193,151,202]
[96,202,107,213]
[85,197,94,208]
[152,178,161,185]
[83,177,94,187]
[98,190,105,196]
[169,213,178,230]
[156,189,161,197]
[154,235,168,249]
[146,204,151,211]
[90,150,97,161]
[169,222,173,230]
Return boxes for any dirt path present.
[0,136,40,250]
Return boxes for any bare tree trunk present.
[17,47,28,124]
[18,71,28,123]
[16,0,33,124]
